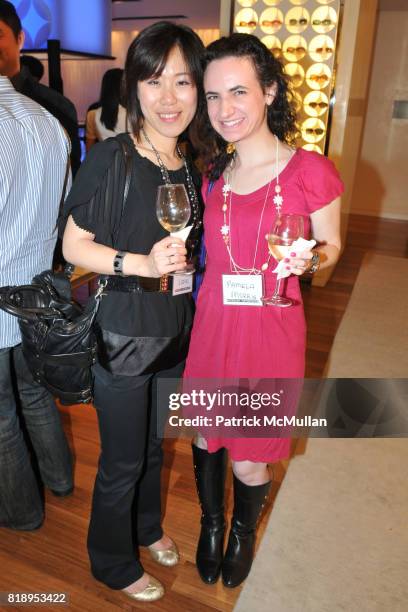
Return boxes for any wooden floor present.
[0,214,407,612]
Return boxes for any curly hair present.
[191,33,298,180]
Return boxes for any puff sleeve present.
[60,137,127,247]
[299,151,344,214]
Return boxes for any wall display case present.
[232,0,340,153]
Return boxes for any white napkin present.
[272,238,317,279]
[170,225,193,242]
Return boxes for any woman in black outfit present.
[62,22,204,603]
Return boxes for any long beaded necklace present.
[141,127,201,230]
[221,136,284,274]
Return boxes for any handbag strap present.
[63,136,133,281]
[0,141,134,319]
[0,285,59,321]
[96,136,133,289]
[113,136,133,245]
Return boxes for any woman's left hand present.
[283,249,314,276]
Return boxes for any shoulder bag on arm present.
[0,138,133,405]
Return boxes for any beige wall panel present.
[58,29,220,123]
[338,116,365,243]
[314,0,378,286]
[351,11,408,220]
[61,60,118,123]
[219,0,232,37]
[195,29,220,46]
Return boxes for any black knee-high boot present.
[192,444,227,584]
[222,475,271,588]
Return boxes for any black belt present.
[104,274,173,293]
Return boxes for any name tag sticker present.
[172,273,193,296]
[222,274,263,306]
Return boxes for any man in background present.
[0,75,73,530]
[0,0,80,174]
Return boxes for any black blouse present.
[62,133,202,376]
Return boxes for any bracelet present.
[113,250,127,276]
[308,251,321,274]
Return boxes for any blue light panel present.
[10,0,111,55]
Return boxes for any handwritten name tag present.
[172,273,193,296]
[222,274,263,306]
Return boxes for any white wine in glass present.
[262,214,305,307]
[267,237,293,262]
[156,184,191,232]
[156,184,193,275]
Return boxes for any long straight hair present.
[122,21,205,140]
[100,68,123,131]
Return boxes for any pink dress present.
[184,149,344,462]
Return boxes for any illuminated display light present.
[306,63,332,90]
[311,6,337,33]
[301,117,326,143]
[10,0,111,56]
[303,91,330,117]
[282,35,308,62]
[259,8,284,34]
[303,143,323,153]
[235,8,258,33]
[232,0,340,149]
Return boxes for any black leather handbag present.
[0,270,104,404]
[0,137,133,405]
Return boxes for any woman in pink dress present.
[184,34,343,588]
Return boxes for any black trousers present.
[87,360,183,589]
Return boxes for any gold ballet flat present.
[147,541,180,567]
[122,576,164,602]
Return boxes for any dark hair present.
[193,33,298,180]
[20,55,44,81]
[87,101,100,113]
[0,0,22,39]
[123,21,205,139]
[99,68,124,131]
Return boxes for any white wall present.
[314,0,378,286]
[351,10,408,220]
[53,29,219,123]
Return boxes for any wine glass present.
[156,184,194,275]
[262,214,305,307]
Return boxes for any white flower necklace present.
[221,136,284,274]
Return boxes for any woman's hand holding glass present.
[283,248,313,276]
[145,236,187,277]
[263,213,305,307]
[156,184,194,275]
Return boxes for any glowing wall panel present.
[10,0,111,55]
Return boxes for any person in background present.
[62,22,204,603]
[20,54,44,81]
[0,75,73,531]
[85,68,127,151]
[0,0,81,175]
[185,33,343,588]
